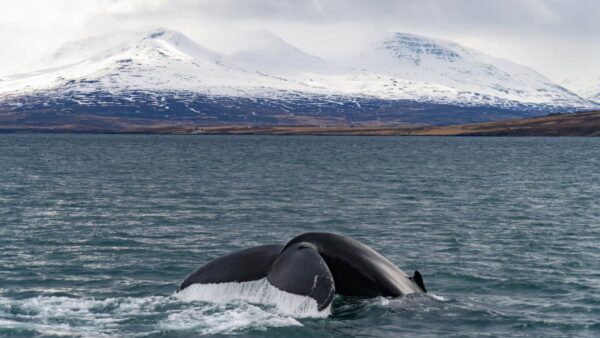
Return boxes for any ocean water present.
[1,134,599,337]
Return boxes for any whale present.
[177,232,426,311]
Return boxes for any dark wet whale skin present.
[178,232,426,310]
[177,244,283,291]
[284,232,426,297]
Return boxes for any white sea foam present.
[175,278,331,318]
[0,318,83,337]
[371,296,391,306]
[0,291,307,337]
[157,301,302,334]
[0,295,139,337]
[428,293,448,302]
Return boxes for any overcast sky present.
[1,0,599,81]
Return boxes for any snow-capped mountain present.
[0,28,596,130]
[226,30,327,74]
[0,29,281,95]
[562,75,600,103]
[343,33,588,107]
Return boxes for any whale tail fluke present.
[177,242,336,311]
[410,271,427,293]
[177,244,283,291]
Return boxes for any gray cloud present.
[154,0,597,38]
[1,0,599,81]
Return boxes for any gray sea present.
[1,134,599,337]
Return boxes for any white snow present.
[334,32,592,106]
[226,30,328,74]
[0,28,596,110]
[562,75,600,102]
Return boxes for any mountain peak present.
[380,32,465,65]
[145,28,169,39]
[132,28,222,62]
[43,28,220,68]
[227,30,325,73]
[140,28,191,45]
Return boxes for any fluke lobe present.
[177,232,427,311]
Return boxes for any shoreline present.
[1,110,599,136]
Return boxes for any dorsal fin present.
[410,270,427,292]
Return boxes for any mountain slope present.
[326,32,590,107]
[0,29,305,96]
[562,75,600,103]
[0,29,597,129]
[226,30,327,74]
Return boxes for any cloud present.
[0,0,599,81]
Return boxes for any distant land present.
[151,110,600,136]
[1,111,599,136]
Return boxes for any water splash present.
[158,301,301,334]
[428,293,448,302]
[175,278,331,318]
[0,293,306,337]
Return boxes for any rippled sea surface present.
[1,134,599,337]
